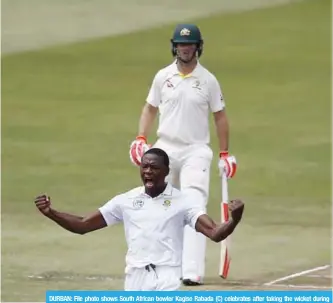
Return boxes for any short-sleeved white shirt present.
[146,61,225,145]
[98,183,205,273]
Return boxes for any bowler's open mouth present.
[144,177,154,188]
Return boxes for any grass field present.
[1,0,332,301]
[1,0,295,54]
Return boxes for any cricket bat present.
[219,170,231,279]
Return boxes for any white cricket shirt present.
[98,183,205,273]
[146,61,225,145]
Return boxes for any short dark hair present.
[144,148,170,168]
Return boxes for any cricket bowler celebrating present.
[129,24,237,285]
[35,148,244,291]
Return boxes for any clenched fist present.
[34,194,52,216]
[229,199,244,223]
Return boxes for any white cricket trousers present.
[153,138,213,283]
[124,265,181,290]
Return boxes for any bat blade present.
[219,171,231,279]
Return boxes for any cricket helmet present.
[171,24,204,57]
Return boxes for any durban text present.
[49,296,72,302]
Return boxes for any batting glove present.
[129,135,151,166]
[218,151,237,179]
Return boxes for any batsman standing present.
[129,24,237,285]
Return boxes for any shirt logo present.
[192,80,201,90]
[133,199,144,209]
[180,28,191,36]
[166,79,173,88]
[163,200,171,208]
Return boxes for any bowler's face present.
[140,154,167,190]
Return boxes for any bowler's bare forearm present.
[138,103,158,138]
[211,220,238,242]
[213,110,229,152]
[46,209,106,235]
[195,214,238,242]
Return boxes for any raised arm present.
[195,199,244,242]
[34,194,107,235]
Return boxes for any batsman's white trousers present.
[153,138,213,283]
[124,265,181,290]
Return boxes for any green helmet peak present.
[171,24,204,57]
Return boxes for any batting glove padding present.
[218,151,237,179]
[129,136,150,166]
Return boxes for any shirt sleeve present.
[209,75,226,113]
[183,191,206,229]
[98,195,123,226]
[184,207,206,229]
[146,71,162,107]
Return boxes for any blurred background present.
[1,0,331,301]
